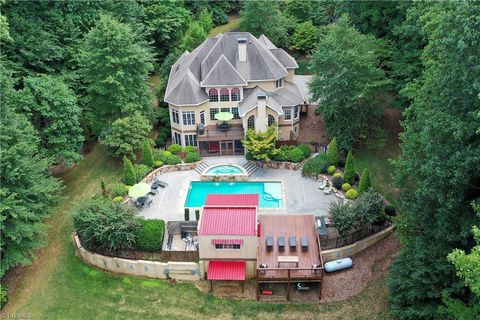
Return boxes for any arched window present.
[268,114,276,126]
[231,88,240,101]
[209,88,218,102]
[220,88,229,102]
[247,115,255,130]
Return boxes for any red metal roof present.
[199,207,257,236]
[205,194,259,207]
[207,260,246,281]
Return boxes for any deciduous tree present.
[242,126,278,161]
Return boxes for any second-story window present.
[294,105,299,119]
[232,107,240,119]
[284,107,292,121]
[231,88,240,101]
[182,111,195,125]
[268,114,276,126]
[247,115,255,130]
[220,88,229,102]
[210,108,219,120]
[275,78,283,88]
[171,109,179,124]
[200,111,205,124]
[209,88,218,102]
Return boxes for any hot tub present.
[201,164,248,181]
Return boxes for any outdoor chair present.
[278,236,285,251]
[289,236,297,251]
[148,188,158,196]
[134,196,148,208]
[153,179,168,188]
[318,179,327,190]
[323,185,333,195]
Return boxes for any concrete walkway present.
[139,158,337,221]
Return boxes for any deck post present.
[256,270,260,301]
[286,269,291,302]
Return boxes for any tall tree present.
[239,0,287,46]
[77,14,154,134]
[16,75,83,166]
[388,2,480,319]
[309,15,390,151]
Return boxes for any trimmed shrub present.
[134,164,151,182]
[184,146,196,153]
[385,204,397,217]
[184,152,201,163]
[0,285,7,309]
[342,183,351,191]
[155,150,172,162]
[272,148,287,161]
[333,172,343,179]
[123,156,136,186]
[298,144,311,158]
[167,144,182,154]
[154,160,163,168]
[302,153,329,176]
[332,176,344,189]
[135,219,165,251]
[287,148,305,163]
[165,155,182,165]
[344,151,355,184]
[110,183,127,197]
[358,168,371,193]
[142,140,154,167]
[327,137,338,165]
[113,196,124,203]
[184,208,190,221]
[245,152,254,160]
[327,165,336,175]
[155,136,165,147]
[346,189,358,200]
[195,209,200,221]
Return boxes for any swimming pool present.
[185,181,283,208]
[205,164,244,175]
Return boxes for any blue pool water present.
[206,165,243,175]
[185,181,283,208]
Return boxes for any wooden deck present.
[197,124,244,141]
[257,215,323,281]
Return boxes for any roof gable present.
[201,55,247,87]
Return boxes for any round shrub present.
[125,185,131,192]
[297,144,311,158]
[134,164,151,182]
[327,165,336,175]
[346,189,358,200]
[110,183,127,197]
[184,151,201,163]
[332,176,344,189]
[333,172,343,179]
[113,196,124,203]
[288,148,305,163]
[154,160,163,168]
[155,136,165,147]
[135,219,165,251]
[165,155,182,165]
[272,148,287,161]
[184,146,196,153]
[167,144,182,154]
[385,204,397,217]
[342,183,351,191]
[155,150,171,162]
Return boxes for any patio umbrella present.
[128,182,150,199]
[214,112,234,122]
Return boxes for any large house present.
[165,32,305,156]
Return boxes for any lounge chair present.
[318,179,327,190]
[323,185,333,195]
[153,179,168,188]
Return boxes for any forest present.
[1,1,479,319]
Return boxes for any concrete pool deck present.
[139,156,337,221]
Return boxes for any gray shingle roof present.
[165,32,299,106]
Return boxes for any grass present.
[3,143,394,319]
[209,16,240,37]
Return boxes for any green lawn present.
[209,16,240,37]
[3,143,394,319]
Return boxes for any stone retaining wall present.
[73,234,200,281]
[321,225,395,262]
[142,162,201,183]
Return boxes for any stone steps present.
[194,162,208,174]
[242,161,260,176]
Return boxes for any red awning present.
[211,239,244,245]
[207,261,246,281]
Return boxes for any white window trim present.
[284,107,292,121]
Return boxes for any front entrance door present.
[220,140,234,156]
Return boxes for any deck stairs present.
[242,161,260,176]
[194,162,209,174]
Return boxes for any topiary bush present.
[135,219,165,251]
[113,196,124,203]
[154,160,163,168]
[333,172,343,179]
[155,150,172,162]
[298,144,311,158]
[184,208,190,221]
[287,147,305,163]
[327,165,336,175]
[327,137,338,165]
[123,156,136,186]
[358,168,371,193]
[165,155,182,165]
[167,144,182,154]
[302,153,329,176]
[332,176,344,189]
[342,183,351,191]
[110,183,127,197]
[184,146,196,153]
[142,140,154,167]
[134,164,151,182]
[346,188,358,200]
[343,151,355,184]
[184,151,201,163]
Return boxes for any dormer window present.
[275,79,283,88]
[231,88,240,101]
[209,88,218,102]
[220,88,230,102]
